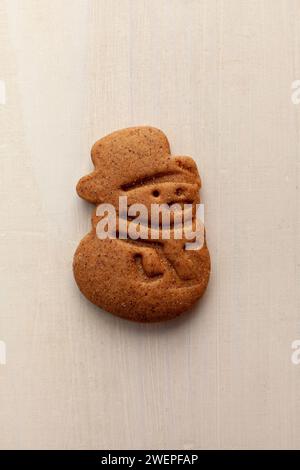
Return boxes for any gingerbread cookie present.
[73,127,210,322]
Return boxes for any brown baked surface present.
[73,126,210,322]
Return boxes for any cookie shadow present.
[76,283,211,339]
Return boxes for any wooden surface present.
[0,0,300,450]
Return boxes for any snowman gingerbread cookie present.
[73,127,210,322]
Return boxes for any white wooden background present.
[0,0,300,450]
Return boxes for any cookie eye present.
[152,190,160,197]
[176,187,183,196]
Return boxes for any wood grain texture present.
[0,0,300,449]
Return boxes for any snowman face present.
[124,181,200,211]
[79,156,201,233]
[115,157,201,230]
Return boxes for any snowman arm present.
[134,248,164,278]
[162,240,196,280]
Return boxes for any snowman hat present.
[77,126,200,204]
